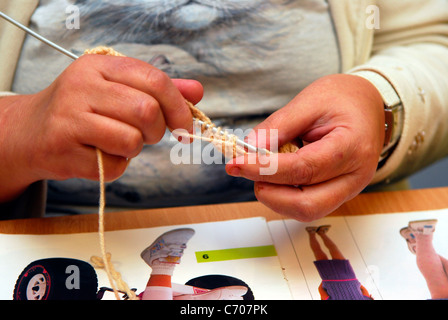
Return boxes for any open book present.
[1,208,447,300]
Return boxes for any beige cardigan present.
[1,0,448,217]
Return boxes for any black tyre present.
[13,258,98,300]
[185,274,255,300]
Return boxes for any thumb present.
[247,96,321,151]
[172,79,204,105]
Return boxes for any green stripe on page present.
[195,245,277,263]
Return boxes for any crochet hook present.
[0,11,270,155]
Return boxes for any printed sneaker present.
[400,227,417,254]
[305,226,318,234]
[409,219,438,235]
[317,225,331,235]
[174,286,248,300]
[141,228,195,266]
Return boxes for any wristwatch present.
[382,97,403,162]
[353,71,404,163]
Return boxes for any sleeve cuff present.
[0,91,16,97]
[350,70,401,109]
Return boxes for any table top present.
[1,187,448,235]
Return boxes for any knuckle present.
[56,59,100,95]
[122,130,144,158]
[107,81,128,99]
[54,71,84,96]
[289,198,317,223]
[113,57,142,73]
[70,55,99,77]
[291,159,315,185]
[144,67,170,90]
[134,96,160,127]
[145,128,165,145]
[104,158,129,182]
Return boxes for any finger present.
[76,112,144,159]
[172,79,204,105]
[227,129,358,186]
[253,174,361,222]
[87,55,194,131]
[56,144,129,182]
[87,81,166,145]
[96,150,131,182]
[246,93,326,150]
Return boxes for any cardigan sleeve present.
[348,0,448,185]
[0,0,39,92]
[0,181,47,220]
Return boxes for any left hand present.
[225,74,385,221]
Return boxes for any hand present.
[0,54,203,202]
[226,74,385,221]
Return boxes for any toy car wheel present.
[24,273,48,300]
[13,258,98,300]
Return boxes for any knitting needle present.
[0,11,271,155]
[0,11,79,60]
[194,119,270,155]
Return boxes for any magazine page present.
[345,209,448,300]
[0,217,292,300]
[268,208,448,300]
[2,210,447,301]
[270,217,381,300]
[267,220,311,300]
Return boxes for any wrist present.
[351,71,404,164]
[0,95,41,202]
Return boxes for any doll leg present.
[306,226,328,261]
[439,255,448,276]
[140,228,195,300]
[400,227,417,254]
[414,232,448,299]
[317,225,345,260]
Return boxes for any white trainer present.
[141,228,195,266]
[409,219,438,235]
[400,227,417,254]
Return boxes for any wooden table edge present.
[1,187,448,235]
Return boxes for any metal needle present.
[0,11,270,155]
[194,119,270,155]
[0,11,79,60]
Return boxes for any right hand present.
[0,54,203,202]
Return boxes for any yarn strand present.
[94,148,120,300]
[92,148,138,300]
[84,47,299,301]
